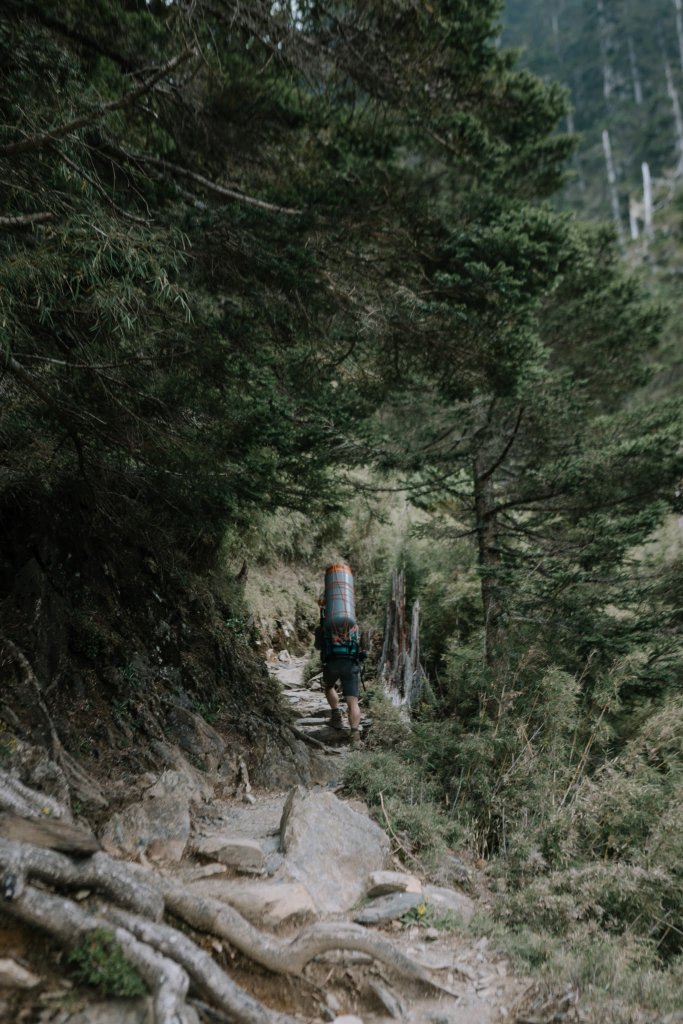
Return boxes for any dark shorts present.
[322,657,360,699]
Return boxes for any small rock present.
[366,870,422,897]
[0,958,40,989]
[242,793,256,805]
[278,650,291,663]
[187,878,316,928]
[354,891,423,925]
[193,835,266,873]
[325,994,342,1012]
[424,927,439,941]
[423,884,476,924]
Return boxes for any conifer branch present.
[105,143,302,215]
[0,50,195,159]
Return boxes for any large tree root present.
[6,884,192,1024]
[104,907,298,1024]
[0,768,69,819]
[0,838,163,918]
[154,874,455,993]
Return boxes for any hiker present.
[314,562,367,746]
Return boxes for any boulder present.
[354,891,423,925]
[186,878,315,928]
[192,835,266,873]
[423,884,476,924]
[99,771,192,861]
[278,787,390,913]
[366,870,422,897]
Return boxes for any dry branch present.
[0,211,54,228]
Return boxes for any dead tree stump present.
[377,570,424,710]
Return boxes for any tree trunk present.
[627,37,643,105]
[642,161,654,238]
[602,128,625,247]
[377,570,424,709]
[675,0,683,73]
[663,54,683,175]
[472,451,504,675]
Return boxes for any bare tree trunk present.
[663,54,683,175]
[627,37,644,104]
[377,570,424,709]
[642,161,654,237]
[472,451,505,676]
[602,128,625,247]
[597,0,616,101]
[675,0,683,72]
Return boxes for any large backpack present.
[320,561,359,660]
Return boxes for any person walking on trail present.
[314,562,366,747]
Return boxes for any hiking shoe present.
[349,728,362,747]
[329,708,344,730]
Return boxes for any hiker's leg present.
[322,663,340,709]
[345,695,361,730]
[325,686,340,710]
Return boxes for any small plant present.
[401,903,465,932]
[68,928,146,998]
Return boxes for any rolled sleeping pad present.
[324,562,356,639]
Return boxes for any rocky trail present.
[0,654,537,1024]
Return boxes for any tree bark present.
[377,570,424,709]
[472,450,505,676]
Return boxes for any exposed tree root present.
[0,637,107,809]
[104,907,299,1024]
[154,875,454,993]
[0,768,69,819]
[5,884,192,1024]
[0,772,461,1024]
[0,838,163,918]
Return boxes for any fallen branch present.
[0,211,54,228]
[0,637,107,809]
[286,725,344,755]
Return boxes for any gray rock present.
[279,787,390,913]
[366,870,422,897]
[354,891,423,924]
[0,958,41,989]
[192,835,266,873]
[187,878,315,928]
[423,884,476,924]
[163,703,226,773]
[99,770,193,861]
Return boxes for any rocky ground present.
[0,654,541,1024]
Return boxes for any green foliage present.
[68,929,146,998]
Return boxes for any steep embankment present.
[0,651,542,1024]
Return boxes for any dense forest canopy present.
[2,1,683,1015]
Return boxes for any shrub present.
[68,929,146,998]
